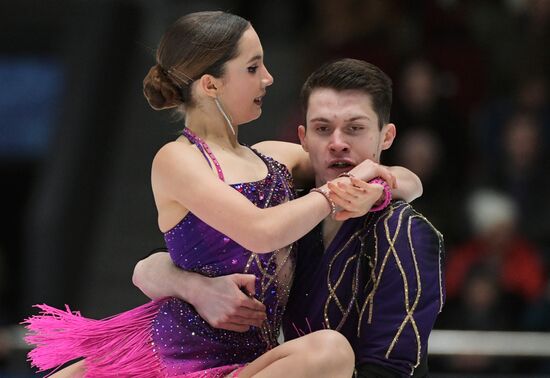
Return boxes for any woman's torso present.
[152,133,297,376]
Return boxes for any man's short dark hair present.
[300,58,392,130]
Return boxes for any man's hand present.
[329,177,384,221]
[191,274,267,332]
[348,159,397,189]
[133,252,266,333]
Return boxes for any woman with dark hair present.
[23,11,419,377]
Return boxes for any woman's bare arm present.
[153,142,361,253]
[254,141,422,202]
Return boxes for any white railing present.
[428,330,550,357]
[5,326,550,357]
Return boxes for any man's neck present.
[315,178,344,248]
[322,217,344,250]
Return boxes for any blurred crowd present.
[1,0,549,375]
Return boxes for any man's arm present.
[356,203,444,376]
[133,252,267,332]
[386,166,423,203]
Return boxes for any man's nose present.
[329,131,350,153]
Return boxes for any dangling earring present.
[214,97,236,136]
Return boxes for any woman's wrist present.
[368,178,392,212]
[310,186,336,218]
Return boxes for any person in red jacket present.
[445,189,546,324]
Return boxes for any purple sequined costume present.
[24,135,296,378]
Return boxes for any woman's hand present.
[328,176,385,221]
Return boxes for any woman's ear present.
[381,123,396,150]
[197,74,221,99]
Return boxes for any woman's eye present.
[248,66,258,73]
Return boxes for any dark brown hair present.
[300,58,393,129]
[143,11,250,111]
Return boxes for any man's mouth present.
[328,160,355,170]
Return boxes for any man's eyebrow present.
[309,116,371,123]
[346,115,370,122]
[309,117,331,123]
[247,54,262,64]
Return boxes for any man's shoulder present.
[374,200,443,239]
[379,200,426,221]
[366,201,445,260]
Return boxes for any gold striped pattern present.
[322,202,443,369]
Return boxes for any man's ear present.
[198,74,221,99]
[297,125,309,152]
[381,123,396,150]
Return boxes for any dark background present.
[1,0,549,376]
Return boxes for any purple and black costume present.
[24,131,296,377]
[283,201,445,377]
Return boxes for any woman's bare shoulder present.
[152,139,197,171]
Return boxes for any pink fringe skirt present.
[22,299,246,377]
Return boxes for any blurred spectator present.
[434,189,549,374]
[396,129,442,184]
[467,0,549,94]
[303,0,419,78]
[436,188,548,372]
[442,189,546,329]
[394,128,465,244]
[390,57,468,189]
[476,111,550,259]
[440,265,524,373]
[388,57,471,243]
[474,73,549,171]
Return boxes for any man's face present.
[298,88,395,186]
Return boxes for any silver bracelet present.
[310,187,336,218]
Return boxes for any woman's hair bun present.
[142,64,183,110]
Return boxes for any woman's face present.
[216,26,274,126]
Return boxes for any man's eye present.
[248,66,258,73]
[316,126,329,133]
